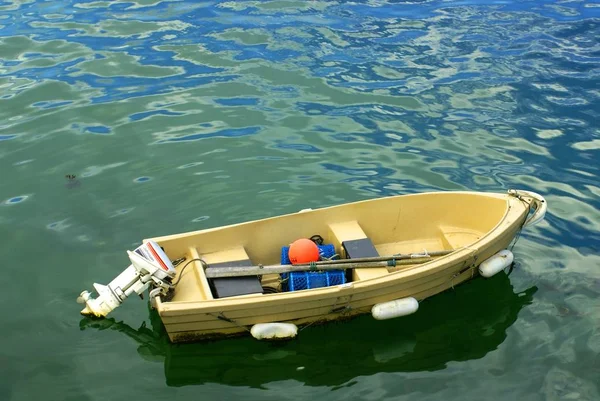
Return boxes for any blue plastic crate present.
[287,270,346,291]
[280,243,346,291]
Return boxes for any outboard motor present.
[77,240,176,318]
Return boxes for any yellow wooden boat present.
[78,189,546,343]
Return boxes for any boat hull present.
[147,190,540,343]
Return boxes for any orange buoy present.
[288,238,320,265]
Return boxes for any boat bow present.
[508,189,547,227]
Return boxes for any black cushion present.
[342,238,380,259]
[209,259,263,298]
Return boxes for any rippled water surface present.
[1,0,599,400]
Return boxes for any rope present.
[171,257,186,267]
[508,192,532,252]
[299,317,325,331]
[410,249,430,258]
[300,295,354,331]
[320,253,339,262]
[206,312,251,333]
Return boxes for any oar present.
[305,250,454,266]
[204,250,454,279]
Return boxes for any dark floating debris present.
[65,174,81,189]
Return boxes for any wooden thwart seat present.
[438,225,482,250]
[328,221,389,281]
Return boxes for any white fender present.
[479,249,514,278]
[250,323,298,340]
[371,297,419,320]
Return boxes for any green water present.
[1,0,600,400]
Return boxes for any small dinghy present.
[78,189,546,343]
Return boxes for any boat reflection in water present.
[80,271,537,388]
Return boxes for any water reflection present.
[80,272,537,388]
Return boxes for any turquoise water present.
[1,0,599,400]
